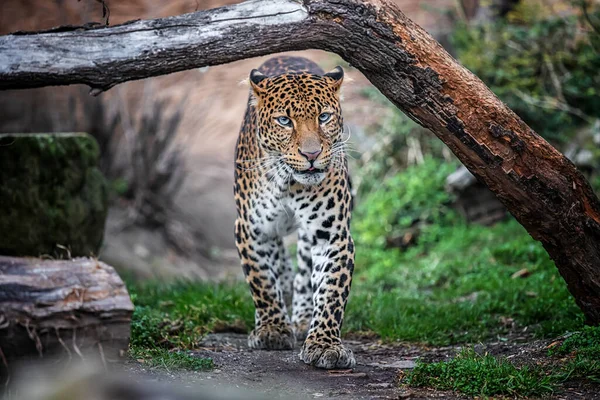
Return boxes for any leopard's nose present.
[298,147,322,161]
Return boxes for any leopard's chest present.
[246,178,330,238]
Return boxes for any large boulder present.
[0,133,108,257]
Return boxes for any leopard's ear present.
[324,66,344,90]
[249,69,268,96]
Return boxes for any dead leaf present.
[328,369,353,374]
[327,370,367,378]
[511,268,530,279]
[546,341,562,349]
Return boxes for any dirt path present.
[9,333,599,399]
[121,333,600,400]
[123,333,462,399]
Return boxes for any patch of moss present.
[0,133,108,257]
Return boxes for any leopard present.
[233,56,356,369]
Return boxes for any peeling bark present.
[1,0,599,323]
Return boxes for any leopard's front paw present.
[248,324,295,350]
[299,338,356,369]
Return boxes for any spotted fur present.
[234,56,355,369]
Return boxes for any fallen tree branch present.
[0,0,313,92]
[1,0,600,324]
[0,256,133,365]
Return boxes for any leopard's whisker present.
[340,124,353,144]
[237,155,277,163]
[332,141,357,151]
[238,155,279,168]
[263,160,282,178]
[239,159,279,171]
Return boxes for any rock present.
[573,149,594,169]
[445,165,476,192]
[0,133,108,257]
[445,165,507,225]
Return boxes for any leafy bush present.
[353,158,458,247]
[356,88,454,195]
[358,2,600,197]
[451,2,600,144]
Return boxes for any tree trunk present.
[0,256,133,367]
[1,0,599,323]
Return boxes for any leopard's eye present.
[318,112,332,123]
[276,116,292,127]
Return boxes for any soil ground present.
[123,333,600,399]
[123,333,455,399]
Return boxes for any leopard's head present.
[249,67,345,186]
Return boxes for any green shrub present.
[450,2,600,144]
[353,157,458,249]
[356,88,454,195]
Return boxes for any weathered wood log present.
[1,0,599,324]
[0,256,133,367]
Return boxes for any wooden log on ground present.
[0,256,133,368]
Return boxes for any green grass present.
[346,158,584,344]
[128,217,583,354]
[549,326,600,383]
[345,219,584,344]
[405,348,555,397]
[130,347,214,371]
[128,281,254,370]
[552,326,600,359]
[405,326,600,396]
